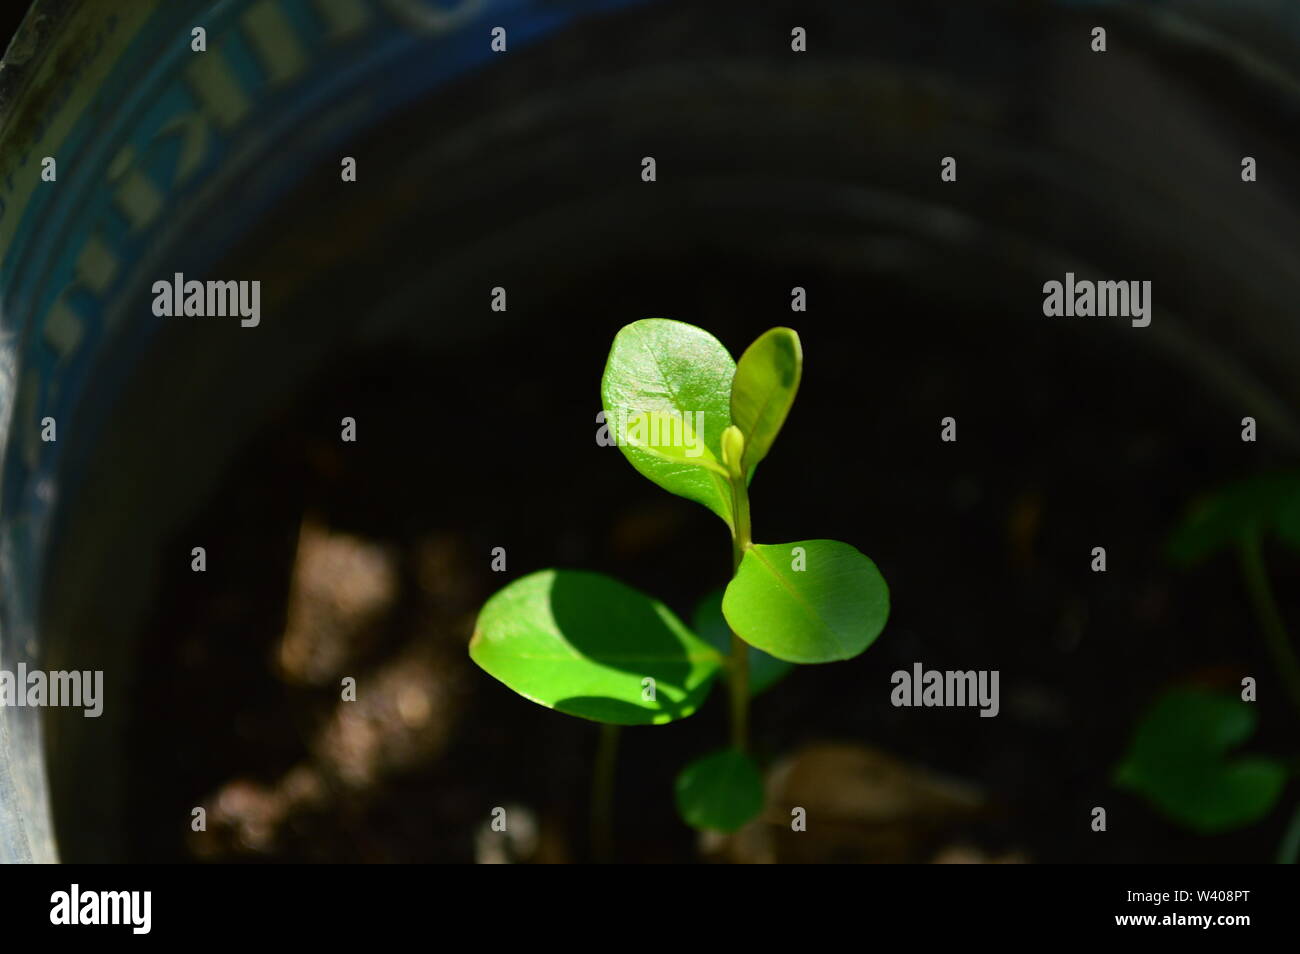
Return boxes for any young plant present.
[469,319,890,842]
[1167,472,1300,719]
[1115,473,1300,858]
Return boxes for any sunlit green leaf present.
[470,570,723,725]
[723,540,889,663]
[730,327,802,472]
[601,319,736,527]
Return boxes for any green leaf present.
[674,747,764,833]
[1114,688,1287,834]
[692,589,793,696]
[601,319,737,528]
[730,327,802,472]
[723,540,889,663]
[470,570,723,725]
[1169,473,1300,565]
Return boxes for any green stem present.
[1279,801,1300,865]
[590,722,620,863]
[728,472,752,752]
[1236,530,1300,719]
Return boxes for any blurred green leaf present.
[730,327,802,473]
[470,570,723,725]
[601,319,736,528]
[674,747,764,833]
[1169,473,1300,565]
[692,588,794,696]
[723,539,889,663]
[1115,688,1287,833]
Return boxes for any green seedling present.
[470,319,889,841]
[1116,473,1300,858]
[1168,471,1300,720]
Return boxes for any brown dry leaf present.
[716,742,989,864]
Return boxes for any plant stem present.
[590,722,619,863]
[1279,801,1300,865]
[1236,530,1300,719]
[728,472,753,752]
